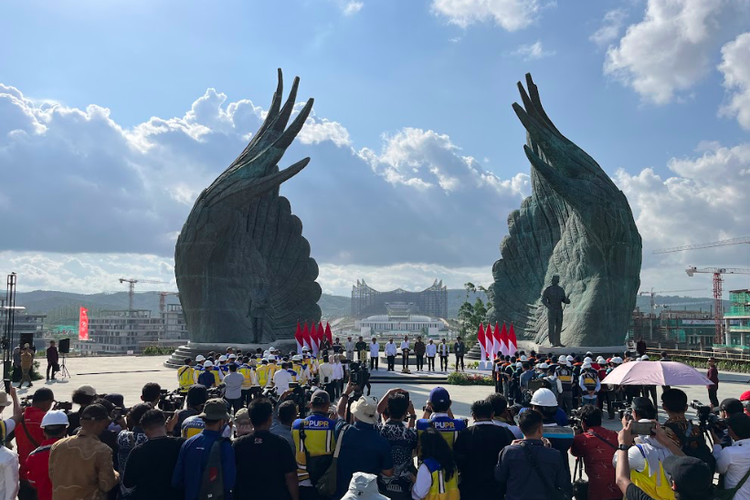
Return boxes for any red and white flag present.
[324,323,333,345]
[78,307,89,341]
[508,323,518,356]
[499,323,509,356]
[295,322,304,353]
[492,322,501,359]
[477,324,487,362]
[310,323,320,356]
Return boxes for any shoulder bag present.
[521,442,571,500]
[716,465,750,500]
[315,424,349,498]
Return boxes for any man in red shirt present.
[570,405,620,500]
[26,410,68,500]
[16,388,54,500]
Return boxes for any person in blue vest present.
[172,399,235,500]
[417,387,466,449]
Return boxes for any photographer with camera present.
[167,385,207,438]
[712,412,750,499]
[487,393,523,439]
[417,387,466,449]
[570,405,619,500]
[375,389,417,500]
[615,419,715,500]
[612,397,678,500]
[661,389,715,474]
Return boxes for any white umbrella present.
[601,361,714,386]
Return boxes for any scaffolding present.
[730,289,750,316]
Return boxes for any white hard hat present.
[611,357,623,364]
[218,355,227,362]
[538,362,549,370]
[641,355,650,361]
[584,356,593,364]
[203,360,214,368]
[582,361,592,369]
[195,355,206,362]
[228,353,236,359]
[292,355,303,361]
[585,351,593,356]
[596,356,606,364]
[302,346,310,352]
[566,355,574,362]
[520,355,528,362]
[558,355,567,364]
[516,362,522,368]
[41,410,69,428]
[530,388,558,407]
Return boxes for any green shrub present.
[142,346,175,356]
[447,372,494,386]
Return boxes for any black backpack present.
[665,421,716,474]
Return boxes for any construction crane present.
[158,291,180,314]
[654,236,750,254]
[118,278,168,312]
[637,288,705,340]
[685,267,750,343]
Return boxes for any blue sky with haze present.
[2,0,750,298]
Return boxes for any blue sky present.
[2,0,750,298]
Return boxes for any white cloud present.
[604,0,726,104]
[511,40,556,61]
[614,141,750,290]
[357,127,530,197]
[590,8,628,47]
[342,1,364,16]
[431,0,543,31]
[719,32,750,130]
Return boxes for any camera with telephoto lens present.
[690,400,726,432]
[616,402,632,421]
[568,407,584,432]
[349,361,370,400]
[262,386,280,407]
[158,390,186,412]
[286,382,312,418]
[54,401,73,413]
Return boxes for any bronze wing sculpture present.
[487,74,642,346]
[175,70,322,344]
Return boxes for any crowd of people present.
[0,342,746,500]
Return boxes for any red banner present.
[78,307,89,341]
[324,323,333,345]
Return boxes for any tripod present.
[59,354,71,379]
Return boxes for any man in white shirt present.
[385,339,397,372]
[425,340,437,371]
[439,339,450,371]
[369,339,380,371]
[400,336,410,371]
[332,356,344,398]
[222,363,245,413]
[345,336,355,361]
[317,355,335,400]
[714,413,750,500]
[272,361,294,394]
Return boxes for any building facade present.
[75,310,162,354]
[13,313,46,350]
[726,289,750,346]
[351,279,448,319]
[162,304,188,340]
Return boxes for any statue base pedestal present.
[164,340,298,368]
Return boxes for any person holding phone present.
[612,398,680,500]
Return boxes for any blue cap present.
[429,387,450,404]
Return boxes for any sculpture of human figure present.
[249,287,269,344]
[542,275,570,347]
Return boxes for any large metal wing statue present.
[487,74,642,346]
[175,70,322,344]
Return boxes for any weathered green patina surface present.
[175,70,321,344]
[487,74,642,347]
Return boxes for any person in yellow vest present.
[412,427,459,500]
[238,356,257,406]
[256,359,270,389]
[177,358,196,393]
[292,355,309,385]
[612,397,679,500]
